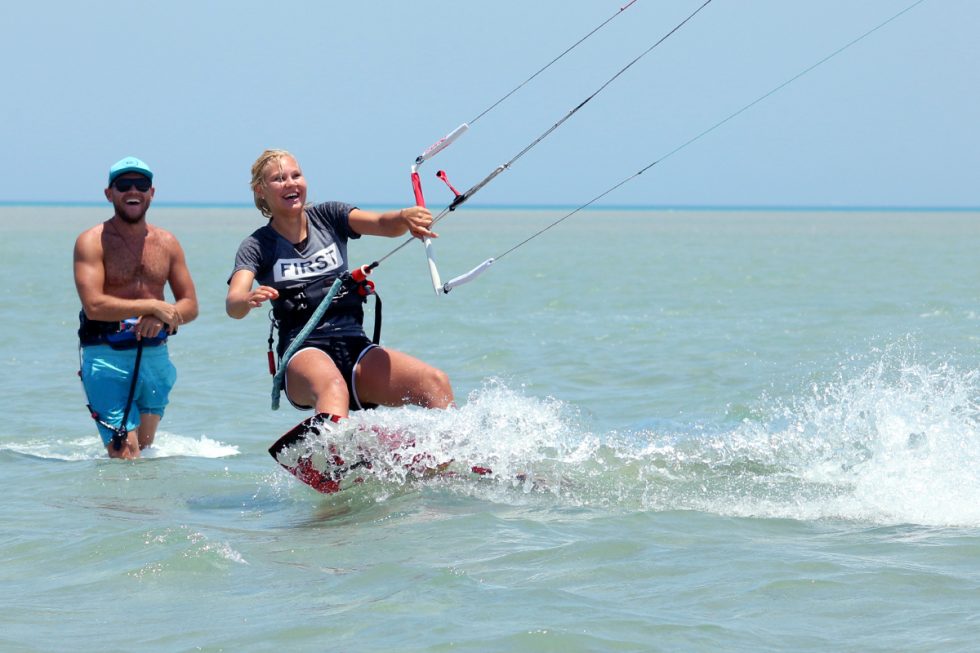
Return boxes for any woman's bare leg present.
[355,347,454,409]
[285,348,350,417]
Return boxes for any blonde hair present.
[250,149,294,219]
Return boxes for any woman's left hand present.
[400,206,437,239]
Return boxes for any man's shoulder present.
[145,223,182,246]
[74,222,105,252]
[77,221,105,238]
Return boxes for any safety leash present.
[81,339,144,452]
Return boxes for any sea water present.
[1,206,978,652]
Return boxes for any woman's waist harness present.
[269,272,382,359]
[272,277,366,333]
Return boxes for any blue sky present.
[3,0,977,208]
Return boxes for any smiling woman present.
[224,149,456,489]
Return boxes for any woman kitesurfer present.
[226,149,454,418]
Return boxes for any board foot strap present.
[268,413,370,494]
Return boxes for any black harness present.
[266,271,382,373]
[77,311,171,349]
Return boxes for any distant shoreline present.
[2,201,978,213]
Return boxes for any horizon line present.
[1,200,978,213]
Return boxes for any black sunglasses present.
[112,177,152,193]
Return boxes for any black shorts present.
[284,335,379,412]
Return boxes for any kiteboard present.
[268,413,493,494]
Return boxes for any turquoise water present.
[1,206,979,651]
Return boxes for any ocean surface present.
[1,205,978,652]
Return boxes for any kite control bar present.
[411,123,469,294]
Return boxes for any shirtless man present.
[74,156,199,459]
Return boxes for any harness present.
[267,265,381,410]
[78,311,171,349]
[266,266,382,375]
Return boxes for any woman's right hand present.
[248,285,279,307]
[226,270,277,319]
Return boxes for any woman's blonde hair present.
[250,149,294,219]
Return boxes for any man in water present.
[73,156,199,459]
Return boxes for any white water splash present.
[265,349,980,528]
[669,341,980,526]
[766,346,979,526]
[143,431,239,459]
[288,379,587,496]
[1,430,238,461]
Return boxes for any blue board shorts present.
[79,344,177,446]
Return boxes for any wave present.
[334,341,979,528]
[0,431,239,462]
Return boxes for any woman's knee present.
[305,373,348,404]
[420,367,454,407]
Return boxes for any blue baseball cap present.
[108,156,154,185]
